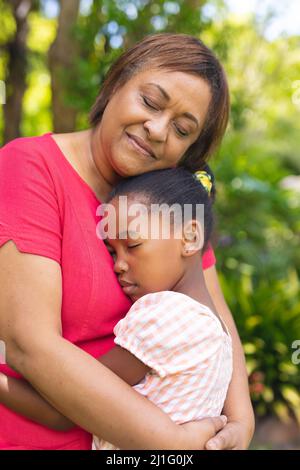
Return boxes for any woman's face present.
[94,68,211,180]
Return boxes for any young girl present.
[0,167,232,450]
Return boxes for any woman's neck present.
[51,129,118,202]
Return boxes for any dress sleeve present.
[202,242,216,270]
[0,140,62,264]
[113,292,223,378]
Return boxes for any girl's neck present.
[173,257,216,313]
[172,257,229,335]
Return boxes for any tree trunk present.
[48,0,80,133]
[3,0,33,144]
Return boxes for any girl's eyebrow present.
[104,240,114,252]
[145,82,199,129]
[118,230,141,239]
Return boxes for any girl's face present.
[105,198,187,301]
[93,68,211,181]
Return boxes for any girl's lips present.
[122,284,137,295]
[118,278,137,296]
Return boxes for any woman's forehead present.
[131,68,209,94]
[128,68,211,124]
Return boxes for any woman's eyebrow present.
[145,82,199,129]
[146,82,170,101]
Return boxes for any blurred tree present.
[3,0,39,143]
[68,0,219,128]
[48,0,80,132]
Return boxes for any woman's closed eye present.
[142,95,190,138]
[174,124,189,137]
[142,95,160,111]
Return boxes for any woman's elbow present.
[4,335,29,374]
[4,329,62,376]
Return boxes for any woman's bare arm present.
[0,344,226,450]
[0,346,150,432]
[0,241,225,449]
[204,265,255,449]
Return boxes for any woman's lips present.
[126,132,156,159]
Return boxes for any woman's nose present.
[113,257,129,274]
[144,116,169,142]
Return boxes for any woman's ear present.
[182,220,204,256]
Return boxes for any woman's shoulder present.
[0,133,54,172]
[1,133,50,153]
[0,133,78,194]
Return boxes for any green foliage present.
[208,16,300,422]
[219,269,300,423]
[69,0,223,128]
[22,12,56,136]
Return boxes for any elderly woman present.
[0,33,254,450]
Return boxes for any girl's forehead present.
[105,197,149,239]
[106,198,185,244]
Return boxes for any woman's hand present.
[205,419,253,450]
[0,372,9,400]
[179,415,227,449]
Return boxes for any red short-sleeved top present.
[0,133,216,449]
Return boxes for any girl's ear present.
[182,220,204,256]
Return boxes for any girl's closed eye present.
[105,242,117,260]
[127,243,141,249]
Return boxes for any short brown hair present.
[90,33,229,171]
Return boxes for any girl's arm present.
[204,265,255,449]
[0,241,224,449]
[0,346,150,432]
[0,372,74,431]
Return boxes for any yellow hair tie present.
[194,170,213,196]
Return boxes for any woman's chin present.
[111,148,155,177]
[112,159,140,178]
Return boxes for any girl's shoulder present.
[134,290,212,315]
[129,291,230,338]
[114,290,231,378]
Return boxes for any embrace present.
[0,33,254,450]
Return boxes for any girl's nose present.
[144,116,169,142]
[113,258,129,274]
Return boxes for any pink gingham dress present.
[95,291,233,450]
